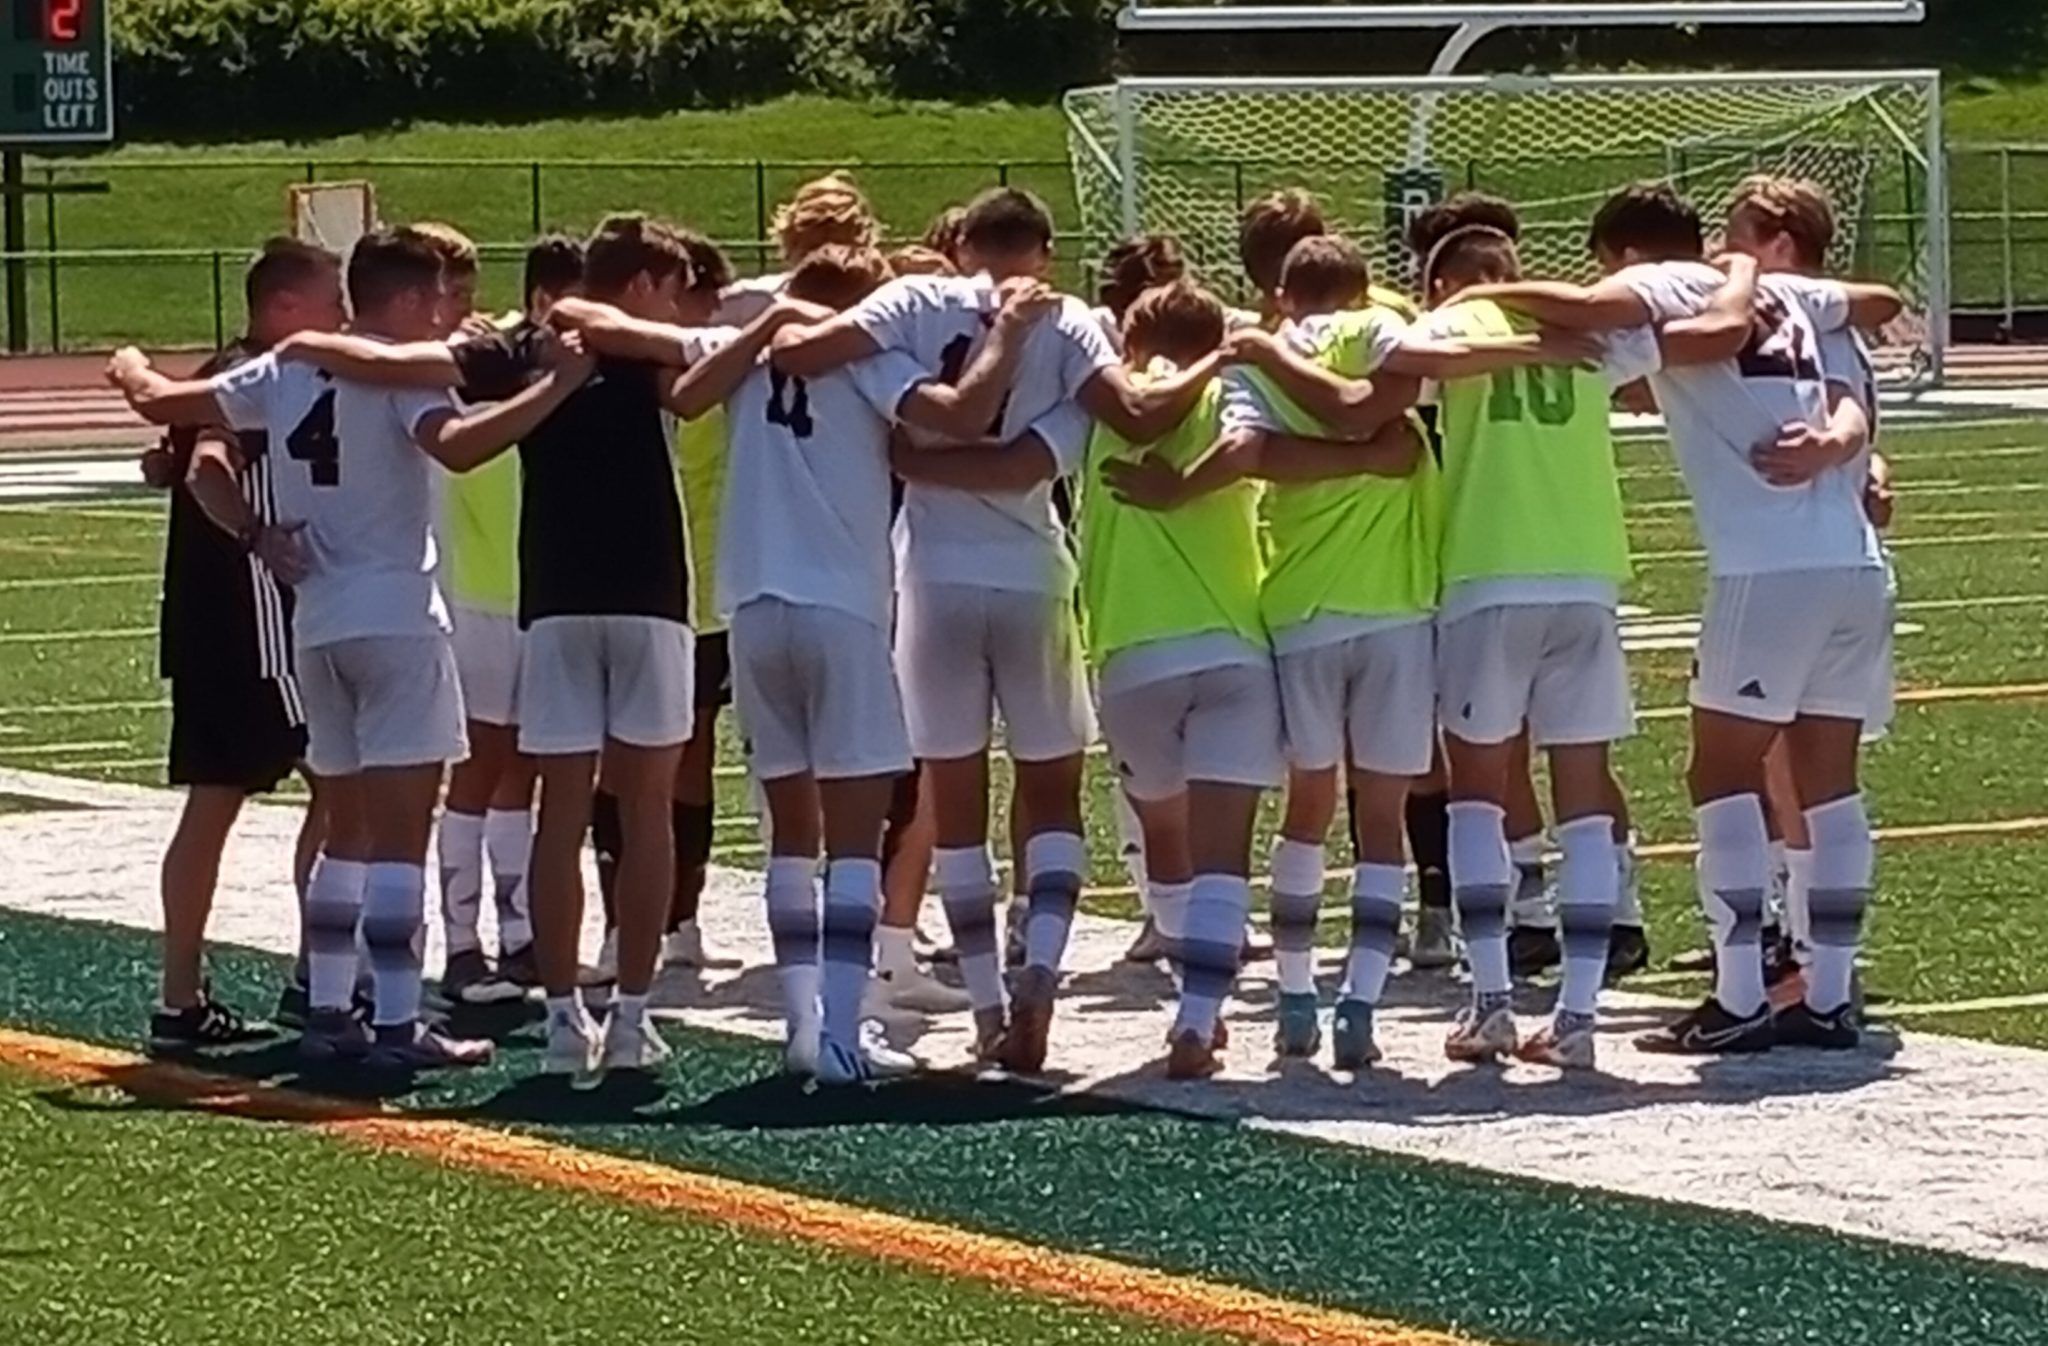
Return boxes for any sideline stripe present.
[0,1027,1478,1346]
[1885,990,2048,1017]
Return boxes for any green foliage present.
[111,0,1122,136]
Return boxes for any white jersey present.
[848,272,1117,594]
[213,353,456,651]
[1618,260,1879,577]
[715,272,787,328]
[716,343,931,631]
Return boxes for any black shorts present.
[694,630,733,712]
[167,677,306,794]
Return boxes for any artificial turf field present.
[2,407,2048,1343]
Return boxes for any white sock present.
[1509,833,1554,930]
[1023,831,1086,975]
[304,856,366,1013]
[436,811,486,958]
[1804,796,1873,1012]
[1150,878,1193,990]
[874,923,919,979]
[1174,873,1248,1039]
[1614,833,1643,925]
[1341,863,1406,1006]
[1448,801,1513,998]
[1697,794,1771,1017]
[935,846,1004,1013]
[1785,847,1816,967]
[821,859,882,1054]
[483,806,534,953]
[614,991,648,1027]
[361,861,426,1028]
[1555,815,1618,1018]
[764,856,821,1045]
[1267,838,1325,997]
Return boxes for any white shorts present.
[731,598,913,782]
[1098,661,1285,802]
[1691,568,1891,726]
[1438,603,1635,748]
[1276,623,1437,776]
[518,615,694,756]
[299,635,467,778]
[896,581,1095,762]
[449,605,521,727]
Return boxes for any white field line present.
[1635,679,2048,722]
[0,572,154,591]
[0,626,151,644]
[1635,531,2048,564]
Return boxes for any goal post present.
[1064,68,1949,382]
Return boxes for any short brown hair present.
[886,245,956,278]
[582,213,693,297]
[347,227,445,314]
[786,244,894,311]
[1239,189,1326,295]
[922,206,967,265]
[960,188,1056,258]
[1097,233,1187,321]
[774,174,878,263]
[410,221,478,279]
[1729,174,1837,269]
[1407,192,1521,258]
[1279,235,1369,312]
[1423,225,1521,296]
[1123,279,1226,367]
[246,236,338,313]
[675,228,735,296]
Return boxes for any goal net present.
[1064,71,1947,380]
[287,181,378,256]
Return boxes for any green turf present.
[13,86,2048,348]
[0,1065,1237,1346]
[5,907,2048,1346]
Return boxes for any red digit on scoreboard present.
[47,0,81,42]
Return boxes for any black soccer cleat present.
[1508,925,1562,979]
[1635,997,1776,1056]
[149,987,276,1052]
[1773,1000,1861,1051]
[1604,924,1651,985]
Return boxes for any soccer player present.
[1092,233,1188,347]
[1460,183,1896,1053]
[703,247,1055,1082]
[1411,223,1757,1067]
[141,238,343,1051]
[421,224,549,1005]
[112,227,592,1071]
[770,187,1215,1060]
[717,174,879,326]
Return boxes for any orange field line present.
[0,1027,1480,1346]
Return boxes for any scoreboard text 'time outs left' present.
[4,0,112,143]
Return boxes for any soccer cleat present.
[1773,1000,1861,1051]
[1330,998,1383,1071]
[580,930,619,988]
[1604,925,1652,985]
[1508,925,1563,979]
[1635,997,1776,1056]
[868,963,972,1016]
[149,989,275,1052]
[662,920,741,972]
[859,1021,921,1078]
[970,1011,1009,1067]
[1273,992,1323,1058]
[1001,966,1058,1075]
[814,1031,920,1087]
[1516,1017,1597,1070]
[543,1009,605,1088]
[1165,1028,1223,1080]
[496,942,542,990]
[601,1010,675,1073]
[1121,917,1169,965]
[443,949,528,1006]
[784,1027,821,1079]
[1409,907,1460,971]
[297,1007,370,1062]
[1444,1002,1519,1064]
[365,1022,496,1072]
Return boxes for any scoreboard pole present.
[3,150,21,352]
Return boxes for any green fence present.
[4,146,2048,352]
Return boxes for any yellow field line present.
[1636,680,2048,722]
[0,1027,1477,1346]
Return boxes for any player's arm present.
[1656,254,1759,367]
[1841,282,1905,332]
[271,331,466,389]
[663,298,832,420]
[768,312,884,378]
[183,433,310,583]
[415,349,594,472]
[1226,329,1423,437]
[1100,427,1262,512]
[1251,418,1425,483]
[1751,383,1870,487]
[105,348,228,426]
[1076,352,1223,444]
[892,286,1055,439]
[1456,276,1654,332]
[547,296,703,366]
[1380,330,1599,381]
[887,427,1059,494]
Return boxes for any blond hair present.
[886,245,956,278]
[774,174,878,264]
[786,244,894,311]
[1729,174,1837,269]
[409,221,478,278]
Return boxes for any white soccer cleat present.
[813,1033,920,1087]
[859,1020,922,1078]
[543,1008,604,1089]
[601,1009,675,1074]
[662,920,740,971]
[872,963,972,1015]
[1444,1001,1520,1064]
[1515,1018,1597,1070]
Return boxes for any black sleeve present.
[450,331,534,403]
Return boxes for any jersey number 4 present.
[767,370,814,439]
[286,391,341,487]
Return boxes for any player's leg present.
[155,785,249,1037]
[1764,734,1812,994]
[484,756,539,985]
[666,631,737,971]
[1505,730,1561,979]
[438,719,513,1001]
[1269,642,1347,1058]
[277,767,329,1028]
[760,770,824,1074]
[1603,765,1651,983]
[290,648,374,1062]
[1404,745,1457,969]
[871,767,965,1014]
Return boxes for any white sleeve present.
[1616,263,1702,324]
[1360,310,1408,375]
[1599,325,1664,389]
[678,325,742,365]
[846,276,933,354]
[847,350,935,422]
[1218,366,1277,433]
[393,387,460,440]
[1815,328,1868,401]
[1053,302,1121,401]
[210,353,281,432]
[1028,401,1094,478]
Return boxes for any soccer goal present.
[287,181,378,256]
[1068,5,1948,380]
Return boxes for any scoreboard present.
[3,0,111,142]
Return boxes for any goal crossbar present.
[1118,2,1925,31]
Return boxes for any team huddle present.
[113,169,1898,1087]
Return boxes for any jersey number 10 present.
[1486,366,1577,427]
